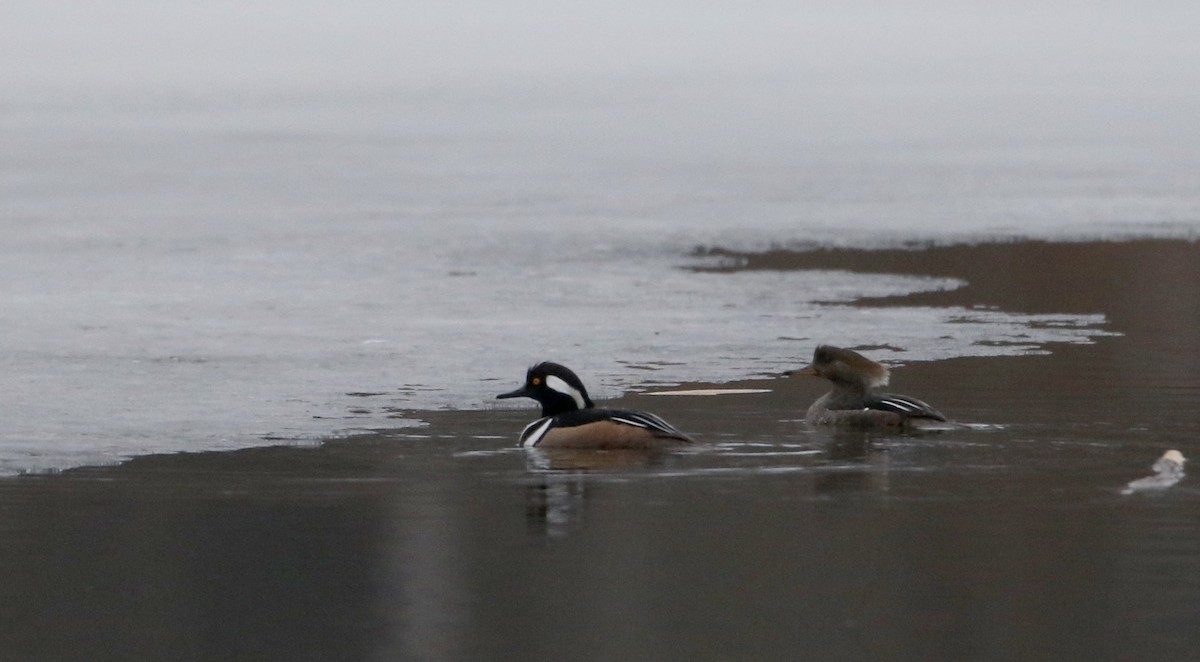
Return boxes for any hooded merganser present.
[497,362,694,449]
[1121,450,1186,494]
[793,345,947,429]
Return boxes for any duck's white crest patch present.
[521,417,555,448]
[546,375,586,410]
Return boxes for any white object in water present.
[1121,449,1186,495]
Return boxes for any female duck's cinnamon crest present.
[794,345,946,429]
[796,345,891,389]
[498,362,694,449]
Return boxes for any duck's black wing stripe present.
[865,393,946,421]
[608,410,693,441]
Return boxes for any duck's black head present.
[497,361,595,417]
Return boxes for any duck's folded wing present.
[864,393,946,421]
[607,410,695,442]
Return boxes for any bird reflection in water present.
[522,448,670,538]
[812,429,895,495]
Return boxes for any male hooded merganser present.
[497,362,694,449]
[794,345,947,429]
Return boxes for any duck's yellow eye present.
[532,377,541,386]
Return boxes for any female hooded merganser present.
[794,345,947,429]
[498,362,694,449]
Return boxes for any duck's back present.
[806,391,945,428]
[523,408,693,449]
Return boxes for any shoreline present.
[4,236,1199,662]
[11,236,1197,478]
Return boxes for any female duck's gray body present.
[796,345,946,429]
[498,362,694,449]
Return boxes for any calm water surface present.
[4,375,1198,661]
[2,3,1200,660]
[3,2,1200,472]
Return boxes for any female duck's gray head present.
[795,345,891,391]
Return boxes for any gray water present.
[2,1,1199,474]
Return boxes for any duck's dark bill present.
[497,387,531,400]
